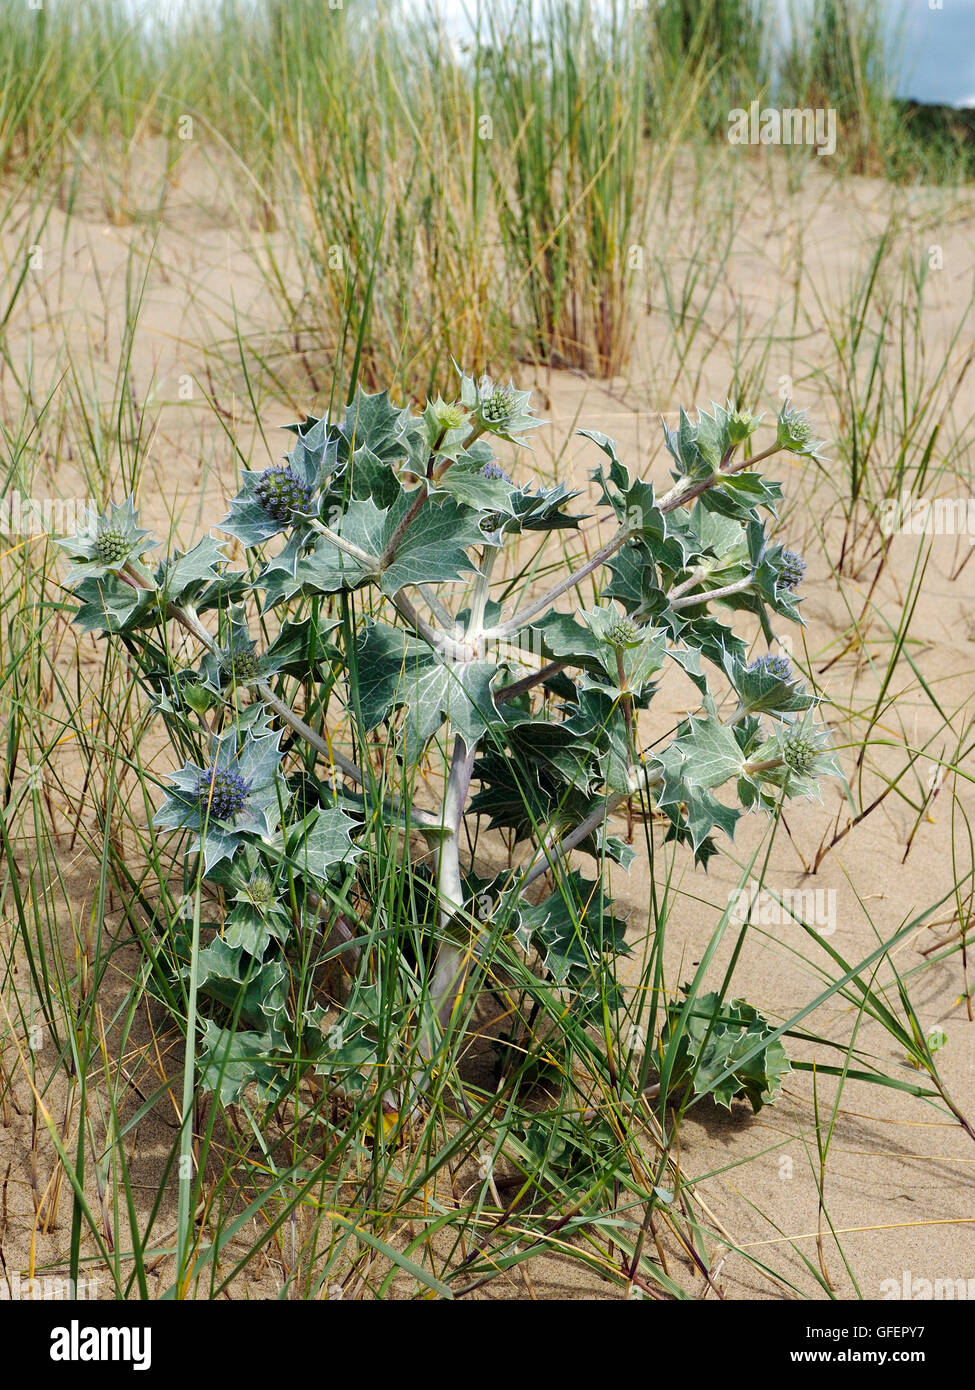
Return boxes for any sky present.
[897,0,975,106]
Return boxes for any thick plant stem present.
[467,545,498,640]
[422,734,477,1050]
[416,557,498,1057]
[667,563,709,600]
[418,582,456,629]
[520,792,628,891]
[309,519,377,571]
[495,660,566,703]
[391,590,441,647]
[428,942,468,1030]
[481,528,628,642]
[520,761,668,890]
[422,557,501,1034]
[380,486,429,570]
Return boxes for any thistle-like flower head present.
[748,653,793,683]
[580,603,665,695]
[153,727,286,872]
[748,711,841,800]
[458,368,543,445]
[607,615,640,650]
[726,405,760,445]
[196,766,251,821]
[480,382,517,424]
[94,526,131,565]
[776,402,825,459]
[776,548,806,592]
[429,398,468,434]
[56,495,156,585]
[782,730,818,776]
[243,872,276,908]
[584,603,646,652]
[221,447,321,548]
[419,396,473,463]
[195,609,280,695]
[221,645,263,686]
[480,460,514,485]
[254,466,314,525]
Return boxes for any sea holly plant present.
[56,377,838,1110]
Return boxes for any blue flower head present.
[254,467,314,525]
[748,653,793,683]
[220,442,321,548]
[153,727,286,872]
[777,549,806,592]
[480,461,514,485]
[196,766,251,820]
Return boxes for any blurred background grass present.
[3,0,973,396]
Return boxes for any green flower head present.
[95,527,130,564]
[427,397,468,435]
[584,603,644,651]
[726,405,760,446]
[580,602,665,696]
[782,730,817,775]
[241,871,276,908]
[420,395,472,460]
[220,644,265,687]
[56,496,156,585]
[606,615,641,650]
[459,368,543,445]
[480,383,517,424]
[748,711,841,799]
[196,609,282,696]
[776,402,825,460]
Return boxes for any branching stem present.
[482,442,786,641]
[670,574,755,611]
[308,518,378,571]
